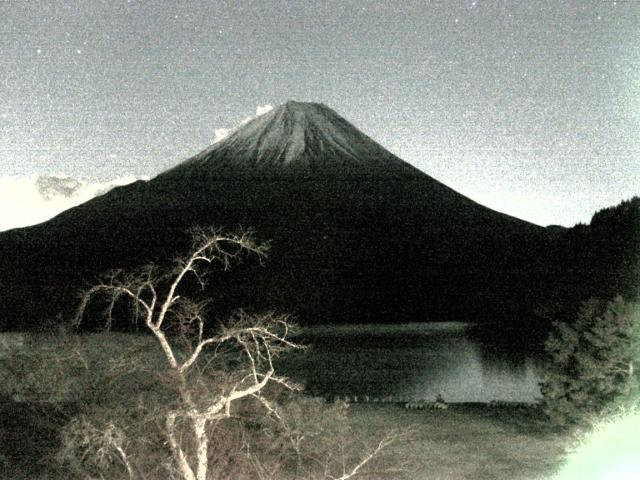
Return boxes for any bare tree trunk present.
[167,413,197,480]
[194,417,209,480]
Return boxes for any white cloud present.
[214,104,274,141]
[255,104,274,116]
[0,174,147,232]
[213,128,231,143]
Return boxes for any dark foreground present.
[0,399,573,480]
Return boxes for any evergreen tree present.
[539,296,640,426]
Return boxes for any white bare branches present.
[329,434,399,480]
[61,417,137,480]
[70,227,398,480]
[73,227,302,480]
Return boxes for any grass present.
[0,398,574,480]
[347,403,574,480]
[0,398,78,480]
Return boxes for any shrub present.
[539,296,640,426]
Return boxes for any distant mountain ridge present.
[2,101,633,332]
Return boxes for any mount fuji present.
[0,101,557,329]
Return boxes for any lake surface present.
[276,322,543,403]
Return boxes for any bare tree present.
[71,227,400,480]
[74,227,303,480]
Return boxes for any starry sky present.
[1,0,639,230]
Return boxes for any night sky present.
[1,0,639,230]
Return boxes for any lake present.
[276,322,543,403]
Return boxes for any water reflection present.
[276,322,543,403]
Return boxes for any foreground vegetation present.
[1,396,576,480]
[2,309,638,479]
[540,296,640,426]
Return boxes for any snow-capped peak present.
[163,101,421,179]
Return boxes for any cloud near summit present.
[0,174,147,232]
[213,104,273,143]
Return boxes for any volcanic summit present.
[0,101,555,329]
[162,101,422,179]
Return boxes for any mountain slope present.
[0,102,555,330]
[161,101,422,179]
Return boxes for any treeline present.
[540,196,640,326]
[536,197,640,425]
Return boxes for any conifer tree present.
[540,296,640,426]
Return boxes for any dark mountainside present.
[0,102,635,331]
